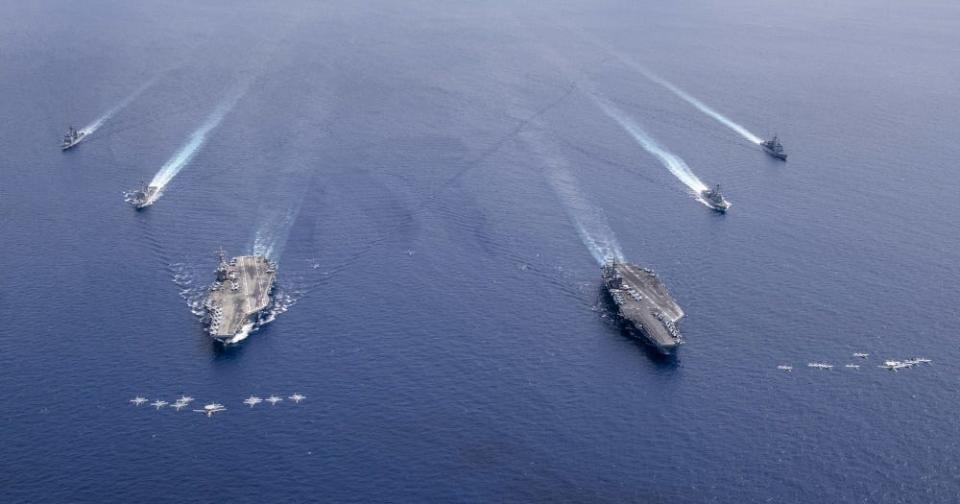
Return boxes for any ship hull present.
[601,262,684,355]
[61,133,86,151]
[762,146,787,161]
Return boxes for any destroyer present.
[203,249,277,343]
[601,261,684,354]
[700,184,730,213]
[760,135,787,161]
[125,180,160,209]
[61,126,87,150]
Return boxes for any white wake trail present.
[525,131,624,266]
[82,78,155,136]
[252,205,301,263]
[148,83,248,193]
[592,96,708,193]
[571,29,763,144]
[637,69,762,144]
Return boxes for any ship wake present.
[252,201,303,264]
[525,130,624,266]
[147,82,249,199]
[575,32,763,145]
[637,69,762,144]
[593,96,708,194]
[81,78,156,137]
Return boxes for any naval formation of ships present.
[60,103,789,353]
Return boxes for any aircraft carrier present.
[601,260,684,354]
[203,249,277,343]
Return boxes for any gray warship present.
[61,126,86,150]
[700,184,730,213]
[203,249,277,343]
[760,135,787,161]
[125,180,160,210]
[601,260,684,354]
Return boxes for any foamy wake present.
[574,32,763,145]
[592,95,708,194]
[147,82,249,197]
[637,69,763,144]
[524,130,624,266]
[81,78,156,137]
[252,208,299,263]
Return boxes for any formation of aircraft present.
[129,392,308,415]
[778,353,934,373]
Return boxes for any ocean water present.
[2,1,960,502]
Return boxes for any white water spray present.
[148,83,248,193]
[525,131,624,265]
[593,96,708,193]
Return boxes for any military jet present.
[288,393,306,404]
[853,353,869,359]
[177,395,195,404]
[243,396,263,408]
[776,365,793,372]
[171,401,189,411]
[130,396,148,406]
[150,400,169,410]
[807,362,833,370]
[266,395,283,406]
[194,403,227,417]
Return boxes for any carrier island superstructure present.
[602,260,685,354]
[203,249,277,343]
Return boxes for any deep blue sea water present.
[3,1,960,502]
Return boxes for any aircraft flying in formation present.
[150,400,169,410]
[288,393,306,404]
[243,396,263,408]
[266,395,283,406]
[130,396,148,406]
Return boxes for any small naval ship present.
[760,135,787,161]
[700,184,730,213]
[601,261,684,354]
[203,248,277,343]
[125,180,160,210]
[61,126,87,150]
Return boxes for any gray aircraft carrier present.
[601,260,684,354]
[203,250,277,343]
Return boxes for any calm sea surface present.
[2,1,960,502]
